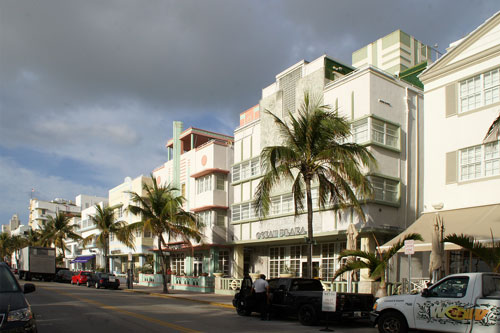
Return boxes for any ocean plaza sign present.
[256,226,307,240]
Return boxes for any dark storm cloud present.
[0,0,499,224]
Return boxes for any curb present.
[122,289,235,309]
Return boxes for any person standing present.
[251,274,270,320]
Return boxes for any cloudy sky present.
[1,0,499,226]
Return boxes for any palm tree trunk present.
[158,237,169,293]
[305,178,314,279]
[105,236,109,273]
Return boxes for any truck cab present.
[371,273,500,333]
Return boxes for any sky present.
[1,0,499,227]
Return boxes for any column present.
[233,245,244,278]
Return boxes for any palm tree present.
[334,233,423,297]
[24,229,42,246]
[90,204,135,273]
[255,92,375,278]
[40,212,82,259]
[443,231,500,273]
[9,235,26,269]
[0,232,11,262]
[127,175,203,293]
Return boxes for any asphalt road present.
[24,281,379,333]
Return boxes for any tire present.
[377,311,408,333]
[298,304,318,326]
[26,273,32,281]
[236,299,251,316]
[87,281,91,288]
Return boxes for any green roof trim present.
[399,61,427,89]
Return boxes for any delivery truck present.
[18,246,57,281]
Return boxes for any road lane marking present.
[40,287,201,333]
[123,290,234,309]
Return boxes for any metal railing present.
[321,281,359,293]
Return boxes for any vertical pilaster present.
[233,245,244,278]
[173,121,183,193]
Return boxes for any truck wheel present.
[378,311,408,333]
[298,304,318,326]
[26,273,32,281]
[87,281,91,288]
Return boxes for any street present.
[25,281,378,333]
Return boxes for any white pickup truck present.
[371,272,500,333]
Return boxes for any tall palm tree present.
[40,212,82,259]
[334,233,423,297]
[24,229,42,246]
[127,175,203,293]
[9,235,26,269]
[90,205,135,273]
[443,231,500,273]
[255,92,375,278]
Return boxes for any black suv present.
[0,262,37,332]
[86,272,120,289]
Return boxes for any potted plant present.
[280,265,294,278]
[213,270,224,278]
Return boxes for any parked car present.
[233,276,375,326]
[371,272,500,333]
[0,262,37,332]
[86,272,120,290]
[54,269,76,283]
[71,271,92,286]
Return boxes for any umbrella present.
[346,223,359,291]
[429,215,445,283]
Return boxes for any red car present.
[71,271,92,286]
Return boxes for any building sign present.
[256,227,307,240]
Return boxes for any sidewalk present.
[123,283,235,309]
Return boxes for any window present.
[135,229,142,238]
[171,253,185,275]
[197,175,212,194]
[231,157,260,183]
[290,246,301,277]
[218,250,229,275]
[321,243,335,281]
[231,202,258,222]
[198,210,212,226]
[232,165,240,182]
[216,174,226,190]
[352,119,368,143]
[144,229,152,238]
[460,141,500,180]
[181,183,186,197]
[216,211,226,227]
[350,117,399,149]
[116,207,123,219]
[281,194,293,214]
[371,176,399,203]
[269,247,285,278]
[429,277,469,298]
[460,68,499,113]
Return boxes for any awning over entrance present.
[381,204,500,252]
[71,255,96,263]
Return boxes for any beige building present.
[231,54,423,293]
[108,175,154,272]
[384,11,500,281]
[352,30,433,75]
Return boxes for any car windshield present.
[99,273,109,278]
[0,265,21,292]
[82,272,91,276]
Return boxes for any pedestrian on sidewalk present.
[251,274,270,320]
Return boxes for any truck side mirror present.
[24,283,36,294]
[421,288,430,297]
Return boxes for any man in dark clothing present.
[251,274,270,320]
